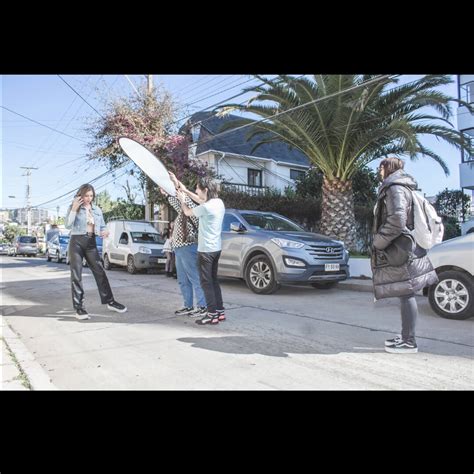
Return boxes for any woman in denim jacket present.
[65,183,127,320]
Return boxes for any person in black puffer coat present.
[371,158,438,354]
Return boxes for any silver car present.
[13,235,38,256]
[46,234,70,263]
[219,210,349,294]
[426,233,474,320]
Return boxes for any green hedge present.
[220,189,374,253]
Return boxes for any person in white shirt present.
[176,176,225,325]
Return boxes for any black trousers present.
[198,251,223,314]
[69,234,114,310]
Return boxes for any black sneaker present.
[75,308,90,320]
[195,313,219,325]
[107,301,127,313]
[175,307,194,316]
[385,335,402,347]
[217,309,226,321]
[385,340,418,354]
[189,307,207,318]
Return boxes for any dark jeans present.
[198,251,223,315]
[400,295,418,342]
[69,234,114,310]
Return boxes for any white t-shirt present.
[192,198,225,253]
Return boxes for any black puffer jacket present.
[371,169,438,300]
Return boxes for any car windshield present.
[130,232,164,244]
[19,236,37,243]
[241,213,304,232]
[59,236,70,245]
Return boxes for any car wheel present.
[103,254,112,270]
[244,254,280,294]
[311,281,338,289]
[46,250,52,262]
[127,255,138,274]
[428,270,474,320]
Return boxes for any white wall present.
[197,152,308,193]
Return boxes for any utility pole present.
[56,205,60,223]
[20,166,38,234]
[145,74,153,222]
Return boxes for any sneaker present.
[189,306,207,318]
[75,308,90,320]
[217,309,226,321]
[107,301,127,313]
[195,313,219,325]
[175,307,194,316]
[384,335,402,347]
[385,340,418,354]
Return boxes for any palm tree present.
[215,75,473,250]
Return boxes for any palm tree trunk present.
[320,177,357,250]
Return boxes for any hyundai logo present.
[325,247,337,253]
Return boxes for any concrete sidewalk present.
[1,331,29,391]
[1,317,56,391]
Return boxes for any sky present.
[0,74,466,220]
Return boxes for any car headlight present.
[271,238,305,249]
[283,257,306,267]
[139,246,152,254]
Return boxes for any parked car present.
[46,234,70,263]
[425,233,474,320]
[0,243,11,255]
[13,236,38,257]
[103,220,166,274]
[82,236,104,267]
[219,210,349,294]
[64,235,103,266]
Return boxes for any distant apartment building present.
[15,208,49,226]
[458,75,474,234]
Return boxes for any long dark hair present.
[76,183,96,200]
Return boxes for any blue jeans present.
[174,244,206,308]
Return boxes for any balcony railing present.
[221,182,269,196]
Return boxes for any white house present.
[183,111,310,194]
[458,75,474,234]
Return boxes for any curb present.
[338,279,373,293]
[2,321,57,390]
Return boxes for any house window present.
[462,128,474,162]
[290,169,306,181]
[460,81,474,104]
[248,169,262,187]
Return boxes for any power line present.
[185,77,260,108]
[1,105,88,143]
[170,75,304,127]
[57,75,105,118]
[32,76,104,169]
[180,75,243,102]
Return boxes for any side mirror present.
[230,222,247,233]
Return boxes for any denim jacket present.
[65,204,106,235]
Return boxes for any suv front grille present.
[306,244,344,260]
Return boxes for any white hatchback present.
[426,233,474,320]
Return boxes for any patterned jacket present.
[167,195,199,249]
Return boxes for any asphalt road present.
[1,255,473,389]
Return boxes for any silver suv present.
[14,235,38,257]
[219,210,349,294]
